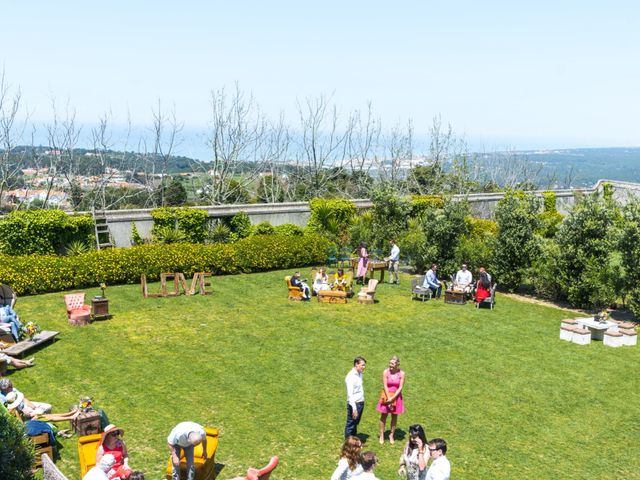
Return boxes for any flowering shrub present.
[0,210,94,255]
[150,207,208,243]
[0,234,331,295]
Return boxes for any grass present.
[9,269,640,479]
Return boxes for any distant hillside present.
[518,147,640,187]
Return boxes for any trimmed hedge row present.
[0,234,331,295]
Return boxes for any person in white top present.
[313,267,331,294]
[83,454,116,480]
[344,356,366,438]
[167,421,207,480]
[385,239,401,285]
[330,435,364,480]
[351,451,380,480]
[454,264,473,293]
[425,438,450,480]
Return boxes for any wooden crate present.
[72,410,102,437]
[444,290,466,305]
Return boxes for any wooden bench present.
[317,290,347,304]
[1,330,59,358]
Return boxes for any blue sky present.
[1,1,639,158]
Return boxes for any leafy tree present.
[555,193,618,308]
[369,184,411,252]
[0,412,34,480]
[493,191,541,291]
[163,179,187,206]
[618,198,640,314]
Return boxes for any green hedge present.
[0,234,332,295]
[0,210,94,255]
[150,207,208,243]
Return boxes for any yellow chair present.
[285,276,304,301]
[78,433,102,477]
[165,427,220,480]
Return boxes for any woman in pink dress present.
[356,242,369,285]
[376,355,405,444]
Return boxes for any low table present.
[91,297,111,320]
[577,317,618,340]
[318,290,348,304]
[444,290,466,305]
[1,330,59,358]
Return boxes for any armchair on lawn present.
[411,276,432,302]
[357,278,378,304]
[64,293,91,326]
[475,283,498,309]
[230,456,279,480]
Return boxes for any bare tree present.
[346,102,381,198]
[0,71,29,209]
[377,119,413,192]
[480,149,543,190]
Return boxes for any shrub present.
[619,199,640,313]
[273,223,304,236]
[0,210,94,255]
[369,185,411,251]
[150,207,208,243]
[493,191,541,291]
[0,234,332,295]
[153,226,188,244]
[307,198,357,247]
[252,221,275,236]
[206,221,232,244]
[538,191,563,238]
[229,211,253,239]
[65,240,91,256]
[410,195,445,217]
[130,223,144,246]
[0,412,34,480]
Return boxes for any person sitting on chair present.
[0,303,22,342]
[424,264,443,299]
[290,271,311,300]
[0,352,34,372]
[96,424,133,480]
[313,267,331,294]
[475,271,492,303]
[333,268,348,292]
[84,454,117,480]
[454,264,473,294]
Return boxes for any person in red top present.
[96,424,132,480]
[475,270,492,303]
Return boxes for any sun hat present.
[5,390,24,410]
[103,424,125,436]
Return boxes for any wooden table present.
[350,258,387,282]
[444,290,466,305]
[318,290,348,304]
[91,297,111,319]
[1,330,59,358]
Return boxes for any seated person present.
[313,267,331,294]
[0,352,34,371]
[424,264,443,299]
[332,268,348,291]
[454,264,473,293]
[290,271,311,300]
[0,304,22,341]
[475,271,492,303]
[5,390,80,422]
[97,424,133,480]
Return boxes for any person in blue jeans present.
[167,422,207,480]
[424,264,443,299]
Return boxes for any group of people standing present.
[356,240,401,286]
[338,356,450,480]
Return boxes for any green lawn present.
[10,270,640,479]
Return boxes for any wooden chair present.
[32,432,54,469]
[64,293,91,325]
[42,453,69,480]
[475,283,497,309]
[78,433,102,477]
[285,276,304,301]
[165,427,220,480]
[357,278,378,304]
[411,275,431,302]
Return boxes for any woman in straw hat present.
[96,424,133,480]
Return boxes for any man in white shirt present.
[344,356,366,438]
[386,239,401,285]
[167,421,207,480]
[83,454,116,480]
[454,264,473,293]
[425,438,450,480]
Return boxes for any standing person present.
[96,424,132,480]
[454,264,473,293]
[344,356,366,438]
[398,424,428,480]
[330,436,364,480]
[376,355,405,444]
[351,451,380,480]
[167,422,207,480]
[424,264,443,299]
[385,239,401,285]
[425,438,450,480]
[356,243,369,285]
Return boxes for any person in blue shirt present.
[423,264,443,299]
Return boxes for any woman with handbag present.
[376,355,405,444]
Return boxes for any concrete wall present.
[99,179,639,247]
